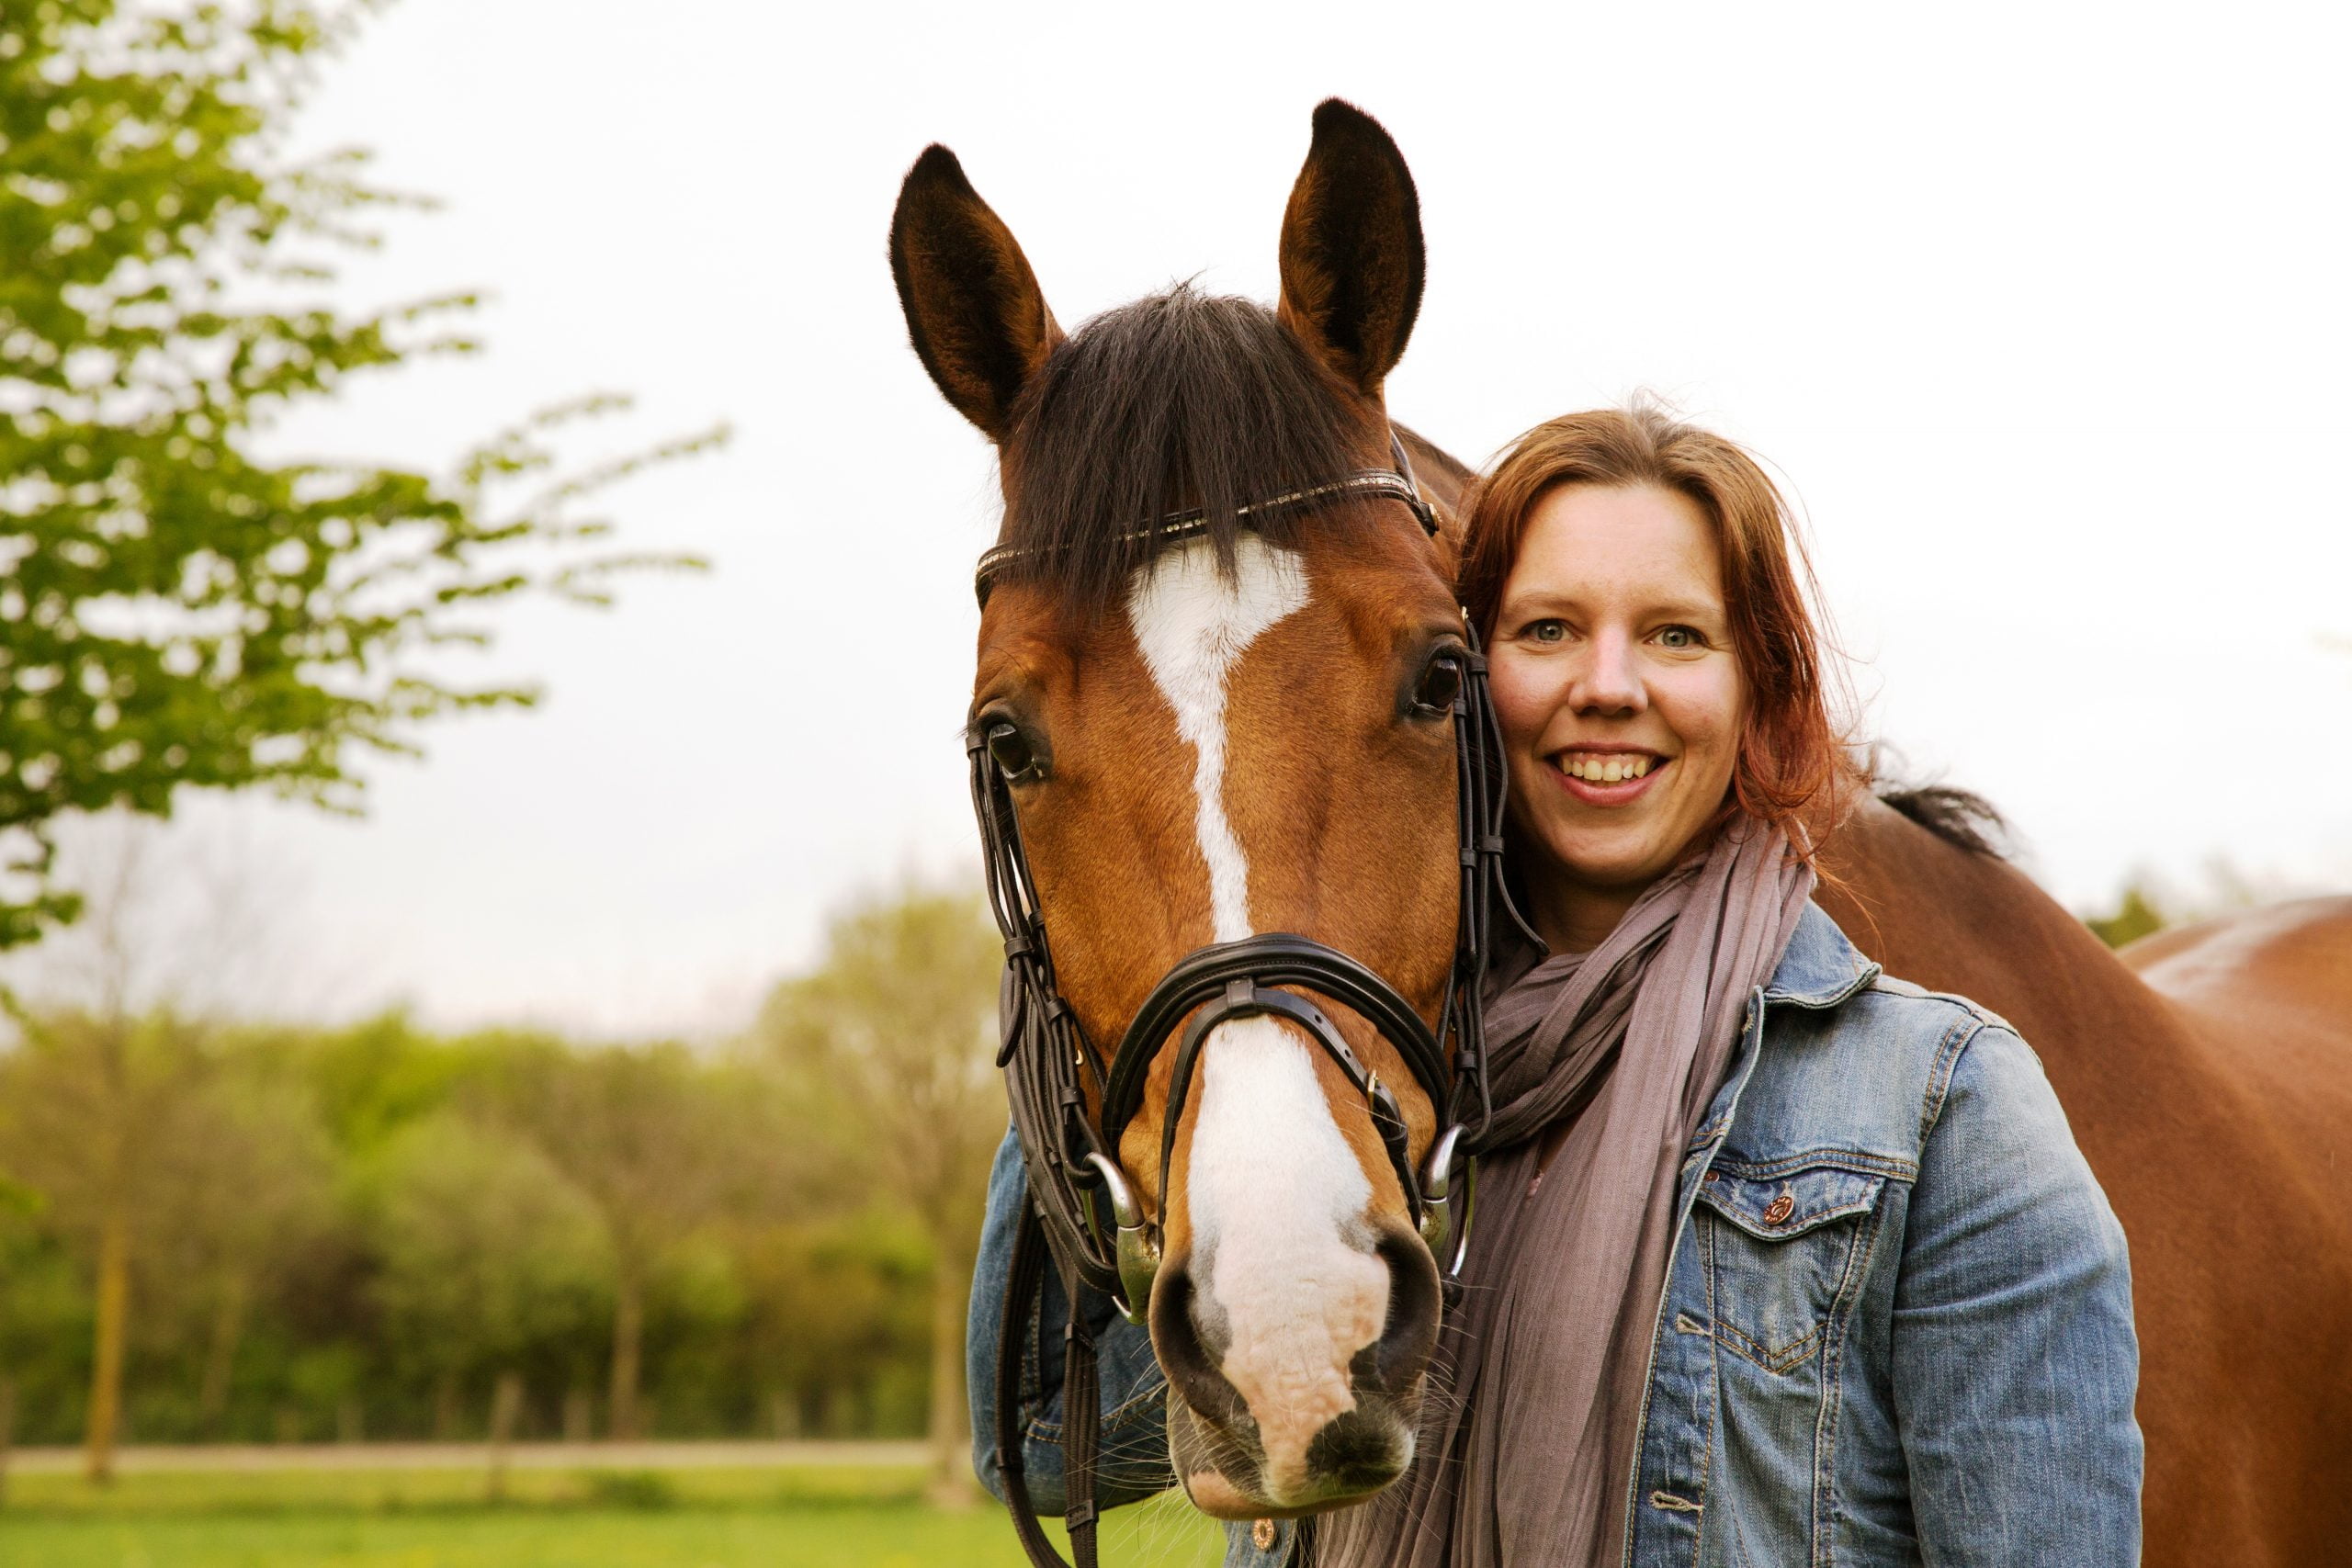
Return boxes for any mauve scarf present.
[1311,817,1815,1568]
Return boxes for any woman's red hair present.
[1457,404,1855,849]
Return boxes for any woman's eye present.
[986,721,1038,780]
[1526,619,1566,644]
[1657,625,1703,650]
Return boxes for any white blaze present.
[1126,536,1390,1495]
[1126,535,1307,943]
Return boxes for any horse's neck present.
[1815,796,2198,1122]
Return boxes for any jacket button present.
[1763,1190,1795,1225]
[1253,1519,1277,1551]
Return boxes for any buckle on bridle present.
[1083,1152,1160,1327]
[1418,1123,1474,1276]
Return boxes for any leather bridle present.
[967,434,1528,1568]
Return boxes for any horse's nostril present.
[1149,1259,1250,1430]
[1351,1224,1442,1396]
[1305,1405,1411,1494]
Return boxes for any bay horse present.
[1811,805,2352,1567]
[891,99,2352,1564]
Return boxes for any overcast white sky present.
[31,1,2351,1036]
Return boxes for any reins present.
[968,433,1528,1568]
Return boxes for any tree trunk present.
[562,1388,592,1443]
[486,1370,523,1503]
[432,1372,459,1441]
[83,1198,130,1483]
[925,1247,977,1507]
[198,1272,247,1436]
[607,1262,644,1441]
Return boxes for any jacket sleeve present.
[1890,1022,2143,1567]
[967,1126,1176,1513]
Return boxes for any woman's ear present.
[889,145,1063,443]
[1276,99,1425,400]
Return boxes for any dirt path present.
[2,1438,930,1474]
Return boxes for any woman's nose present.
[1571,631,1645,716]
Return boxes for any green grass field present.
[0,1462,1228,1567]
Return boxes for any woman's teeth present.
[1558,754,1655,783]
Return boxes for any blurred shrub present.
[2085,885,2168,949]
[0,1009,940,1444]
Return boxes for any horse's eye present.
[986,721,1039,780]
[1413,656,1463,716]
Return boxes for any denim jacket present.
[968,905,2143,1566]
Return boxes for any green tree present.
[0,1005,209,1478]
[754,886,1003,1501]
[362,1110,609,1438]
[735,1213,931,1438]
[301,1010,485,1154]
[0,811,330,1468]
[145,1056,335,1436]
[0,0,718,948]
[484,1039,752,1441]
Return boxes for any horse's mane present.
[1874,782,2008,857]
[997,283,1384,611]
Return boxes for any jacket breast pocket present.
[1694,1160,1886,1373]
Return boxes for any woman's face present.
[1487,482,1746,947]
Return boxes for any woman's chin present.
[1519,780,1739,903]
[1535,830,1678,895]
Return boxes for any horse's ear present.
[889,145,1063,443]
[1276,99,1424,400]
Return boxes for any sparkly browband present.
[973,439,1438,607]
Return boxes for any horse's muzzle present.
[1153,1224,1440,1517]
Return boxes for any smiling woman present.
[1461,406,1848,953]
[1301,405,2141,1568]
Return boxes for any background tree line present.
[0,879,1004,1495]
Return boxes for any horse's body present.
[900,100,2351,1565]
[1822,807,2352,1567]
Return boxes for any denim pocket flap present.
[1696,1162,1884,1241]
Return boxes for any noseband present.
[968,434,1528,1568]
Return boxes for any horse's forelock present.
[995,284,1385,614]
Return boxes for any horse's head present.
[893,102,1466,1517]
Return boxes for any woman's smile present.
[1547,747,1669,805]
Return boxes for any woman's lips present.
[1547,752,1669,807]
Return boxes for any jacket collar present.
[1761,903,1881,1010]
